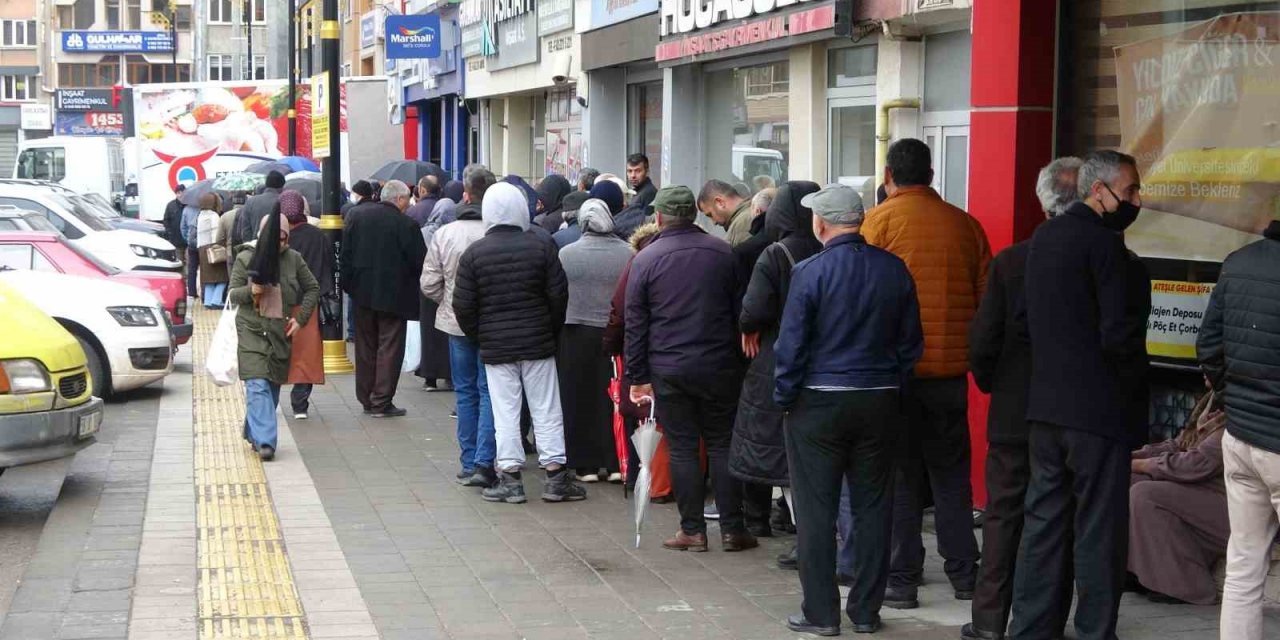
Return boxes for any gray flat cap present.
[800,183,865,225]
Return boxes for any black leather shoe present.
[372,405,406,418]
[851,615,881,634]
[776,546,798,570]
[786,614,839,637]
[837,572,855,588]
[882,586,918,609]
[960,622,1003,640]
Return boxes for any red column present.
[403,105,419,161]
[966,0,1058,508]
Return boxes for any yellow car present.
[0,280,101,469]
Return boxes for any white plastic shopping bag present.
[206,305,240,386]
[402,320,421,373]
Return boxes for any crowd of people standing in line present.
[169,142,1280,639]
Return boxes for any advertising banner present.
[61,30,175,53]
[361,12,377,49]
[133,81,348,219]
[490,12,539,70]
[55,89,117,111]
[55,111,126,136]
[1147,280,1215,360]
[1114,12,1280,262]
[385,14,443,58]
[589,0,658,30]
[538,0,574,36]
[20,104,52,130]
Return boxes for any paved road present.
[0,457,72,617]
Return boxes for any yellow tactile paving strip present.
[193,306,308,639]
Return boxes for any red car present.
[0,232,192,345]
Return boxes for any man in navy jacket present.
[774,184,922,636]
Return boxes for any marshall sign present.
[655,0,832,62]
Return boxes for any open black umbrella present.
[284,179,322,217]
[178,179,215,206]
[244,160,294,176]
[369,160,448,186]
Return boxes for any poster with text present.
[1147,280,1215,360]
[1114,12,1279,263]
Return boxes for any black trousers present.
[290,384,313,414]
[1010,422,1127,640]
[743,482,774,530]
[890,376,979,591]
[353,306,407,412]
[786,389,898,628]
[652,372,745,536]
[972,439,1072,634]
[185,247,199,298]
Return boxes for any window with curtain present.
[207,55,234,81]
[241,55,266,80]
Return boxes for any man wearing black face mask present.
[1010,150,1150,640]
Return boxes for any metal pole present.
[245,0,253,79]
[318,0,352,373]
[287,0,297,154]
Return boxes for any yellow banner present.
[1146,280,1215,360]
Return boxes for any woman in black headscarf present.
[728,180,821,530]
[535,174,573,233]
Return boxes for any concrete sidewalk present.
[275,368,1267,640]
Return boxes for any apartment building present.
[0,0,50,174]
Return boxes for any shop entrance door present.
[924,124,970,210]
[827,95,877,207]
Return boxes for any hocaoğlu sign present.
[655,0,832,62]
[659,0,817,36]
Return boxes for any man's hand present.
[742,332,761,359]
[630,384,653,406]
[285,318,300,338]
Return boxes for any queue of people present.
[200,139,1279,639]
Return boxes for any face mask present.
[1101,183,1141,232]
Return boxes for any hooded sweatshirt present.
[559,199,633,327]
[452,182,568,363]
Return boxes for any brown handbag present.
[205,244,228,264]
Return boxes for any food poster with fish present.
[1114,12,1280,262]
[133,81,347,220]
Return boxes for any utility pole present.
[245,0,254,79]
[287,0,297,154]
[318,0,351,373]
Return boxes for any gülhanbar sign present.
[656,2,832,61]
[660,0,815,36]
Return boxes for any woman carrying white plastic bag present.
[206,304,239,386]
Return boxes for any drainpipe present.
[876,97,922,179]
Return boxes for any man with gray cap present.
[774,184,922,636]
[626,185,753,553]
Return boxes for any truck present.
[128,77,402,222]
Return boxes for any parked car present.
[0,232,191,345]
[0,270,175,398]
[79,191,166,236]
[0,180,179,272]
[0,280,101,469]
[0,206,61,233]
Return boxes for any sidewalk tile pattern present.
[192,308,306,639]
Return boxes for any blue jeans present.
[243,379,281,449]
[202,282,226,308]
[449,336,494,471]
[344,294,355,340]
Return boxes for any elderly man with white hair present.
[774,183,923,636]
[340,179,427,418]
[961,156,1081,640]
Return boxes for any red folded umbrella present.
[610,355,629,483]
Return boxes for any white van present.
[14,137,126,204]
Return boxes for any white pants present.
[485,357,567,473]
[1221,431,1280,640]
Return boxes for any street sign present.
[311,73,330,158]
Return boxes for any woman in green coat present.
[228,208,319,461]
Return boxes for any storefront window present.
[629,82,663,185]
[546,87,583,183]
[704,60,789,186]
[828,46,877,204]
[1057,1,1280,265]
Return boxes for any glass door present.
[828,96,877,209]
[924,124,970,210]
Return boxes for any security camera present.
[552,55,573,85]
[576,96,588,109]
[576,82,588,108]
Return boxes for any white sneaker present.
[293,412,308,420]
[579,473,600,483]
[607,472,623,484]
[704,503,720,520]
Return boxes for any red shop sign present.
[654,3,835,63]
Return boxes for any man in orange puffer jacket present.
[862,138,992,610]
